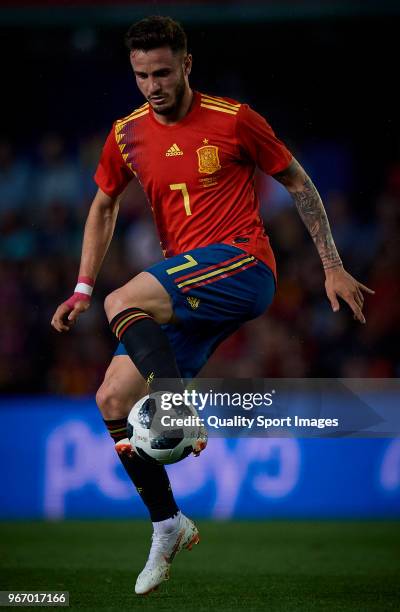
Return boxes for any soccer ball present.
[127,393,202,465]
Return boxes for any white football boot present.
[193,423,208,457]
[135,513,200,595]
[115,438,135,458]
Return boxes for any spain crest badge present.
[196,145,221,174]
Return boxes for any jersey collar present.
[148,91,201,129]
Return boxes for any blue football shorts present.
[114,243,275,378]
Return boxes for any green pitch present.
[1,520,399,611]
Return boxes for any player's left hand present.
[324,266,374,324]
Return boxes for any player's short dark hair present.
[125,16,187,55]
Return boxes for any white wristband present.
[74,282,93,296]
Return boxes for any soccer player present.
[51,16,373,595]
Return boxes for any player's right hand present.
[51,297,90,332]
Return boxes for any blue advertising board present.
[0,397,399,519]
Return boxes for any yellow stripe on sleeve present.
[201,95,241,110]
[200,103,238,115]
[116,106,149,128]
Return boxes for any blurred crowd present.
[1,132,399,395]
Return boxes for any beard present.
[149,76,186,116]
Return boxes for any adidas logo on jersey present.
[166,143,183,157]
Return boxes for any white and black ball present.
[127,393,201,465]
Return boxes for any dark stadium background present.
[1,3,400,609]
[1,0,399,393]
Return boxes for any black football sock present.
[104,417,179,521]
[104,417,128,442]
[119,452,179,522]
[109,307,185,394]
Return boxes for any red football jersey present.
[94,91,292,277]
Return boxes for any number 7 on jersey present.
[169,183,192,216]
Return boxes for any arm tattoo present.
[274,159,342,270]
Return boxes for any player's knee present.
[104,289,123,320]
[96,381,127,420]
[104,286,146,321]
